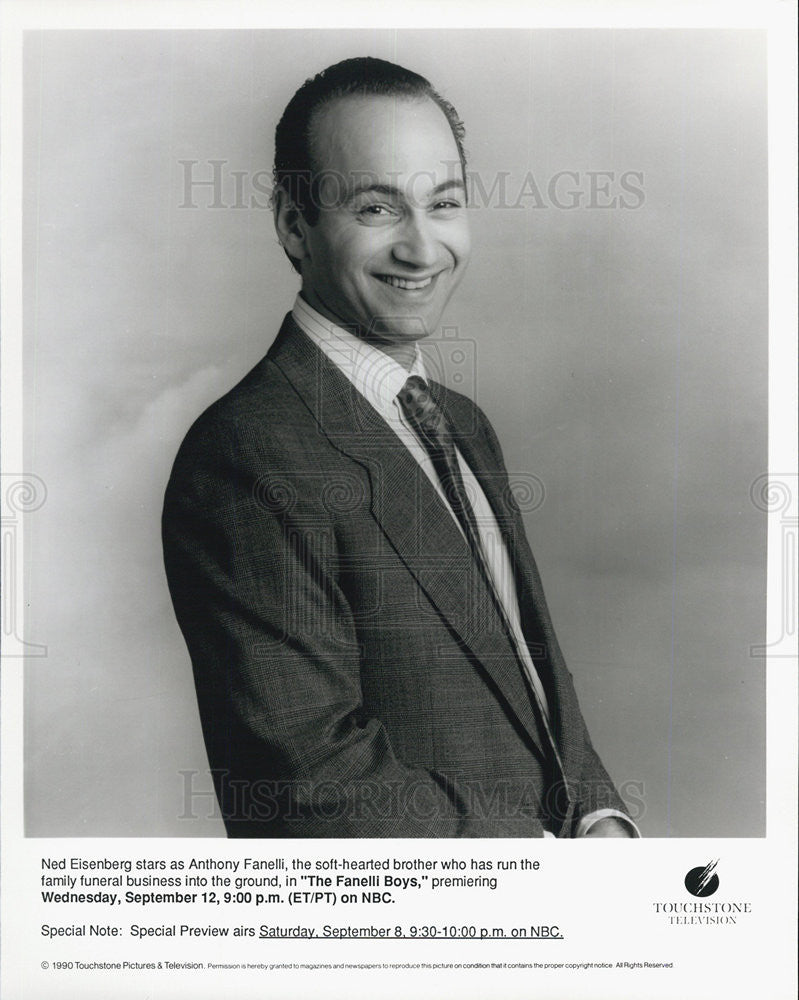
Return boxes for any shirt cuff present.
[574,809,641,838]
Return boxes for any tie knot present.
[398,376,446,439]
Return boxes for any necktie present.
[397,376,535,667]
[397,376,486,562]
[397,375,559,808]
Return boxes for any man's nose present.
[391,212,439,269]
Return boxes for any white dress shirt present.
[291,294,638,839]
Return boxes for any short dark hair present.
[273,57,467,272]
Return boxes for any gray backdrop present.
[23,29,767,837]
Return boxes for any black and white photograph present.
[2,4,796,999]
[22,28,768,839]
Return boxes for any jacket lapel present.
[438,380,574,813]
[269,316,550,762]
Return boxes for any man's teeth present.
[378,275,433,289]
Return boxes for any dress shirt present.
[291,294,639,839]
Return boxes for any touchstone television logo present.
[684,860,720,897]
[651,860,752,926]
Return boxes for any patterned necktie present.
[398,376,531,661]
[397,375,488,570]
[397,375,557,765]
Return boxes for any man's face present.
[297,94,471,350]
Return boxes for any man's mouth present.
[376,274,437,290]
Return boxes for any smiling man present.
[162,57,638,838]
[275,90,470,364]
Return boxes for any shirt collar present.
[291,293,427,417]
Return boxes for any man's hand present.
[582,816,634,838]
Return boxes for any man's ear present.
[273,186,309,264]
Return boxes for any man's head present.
[273,57,471,359]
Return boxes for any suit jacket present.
[162,314,630,837]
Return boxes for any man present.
[163,57,637,838]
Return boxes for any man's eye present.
[432,200,463,212]
[359,204,393,217]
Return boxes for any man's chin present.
[366,314,439,344]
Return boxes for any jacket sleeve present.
[162,410,547,838]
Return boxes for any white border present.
[2,3,796,999]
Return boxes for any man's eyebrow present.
[344,178,466,203]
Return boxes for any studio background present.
[23,29,767,837]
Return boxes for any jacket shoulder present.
[170,354,315,476]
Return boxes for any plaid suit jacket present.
[162,314,630,837]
